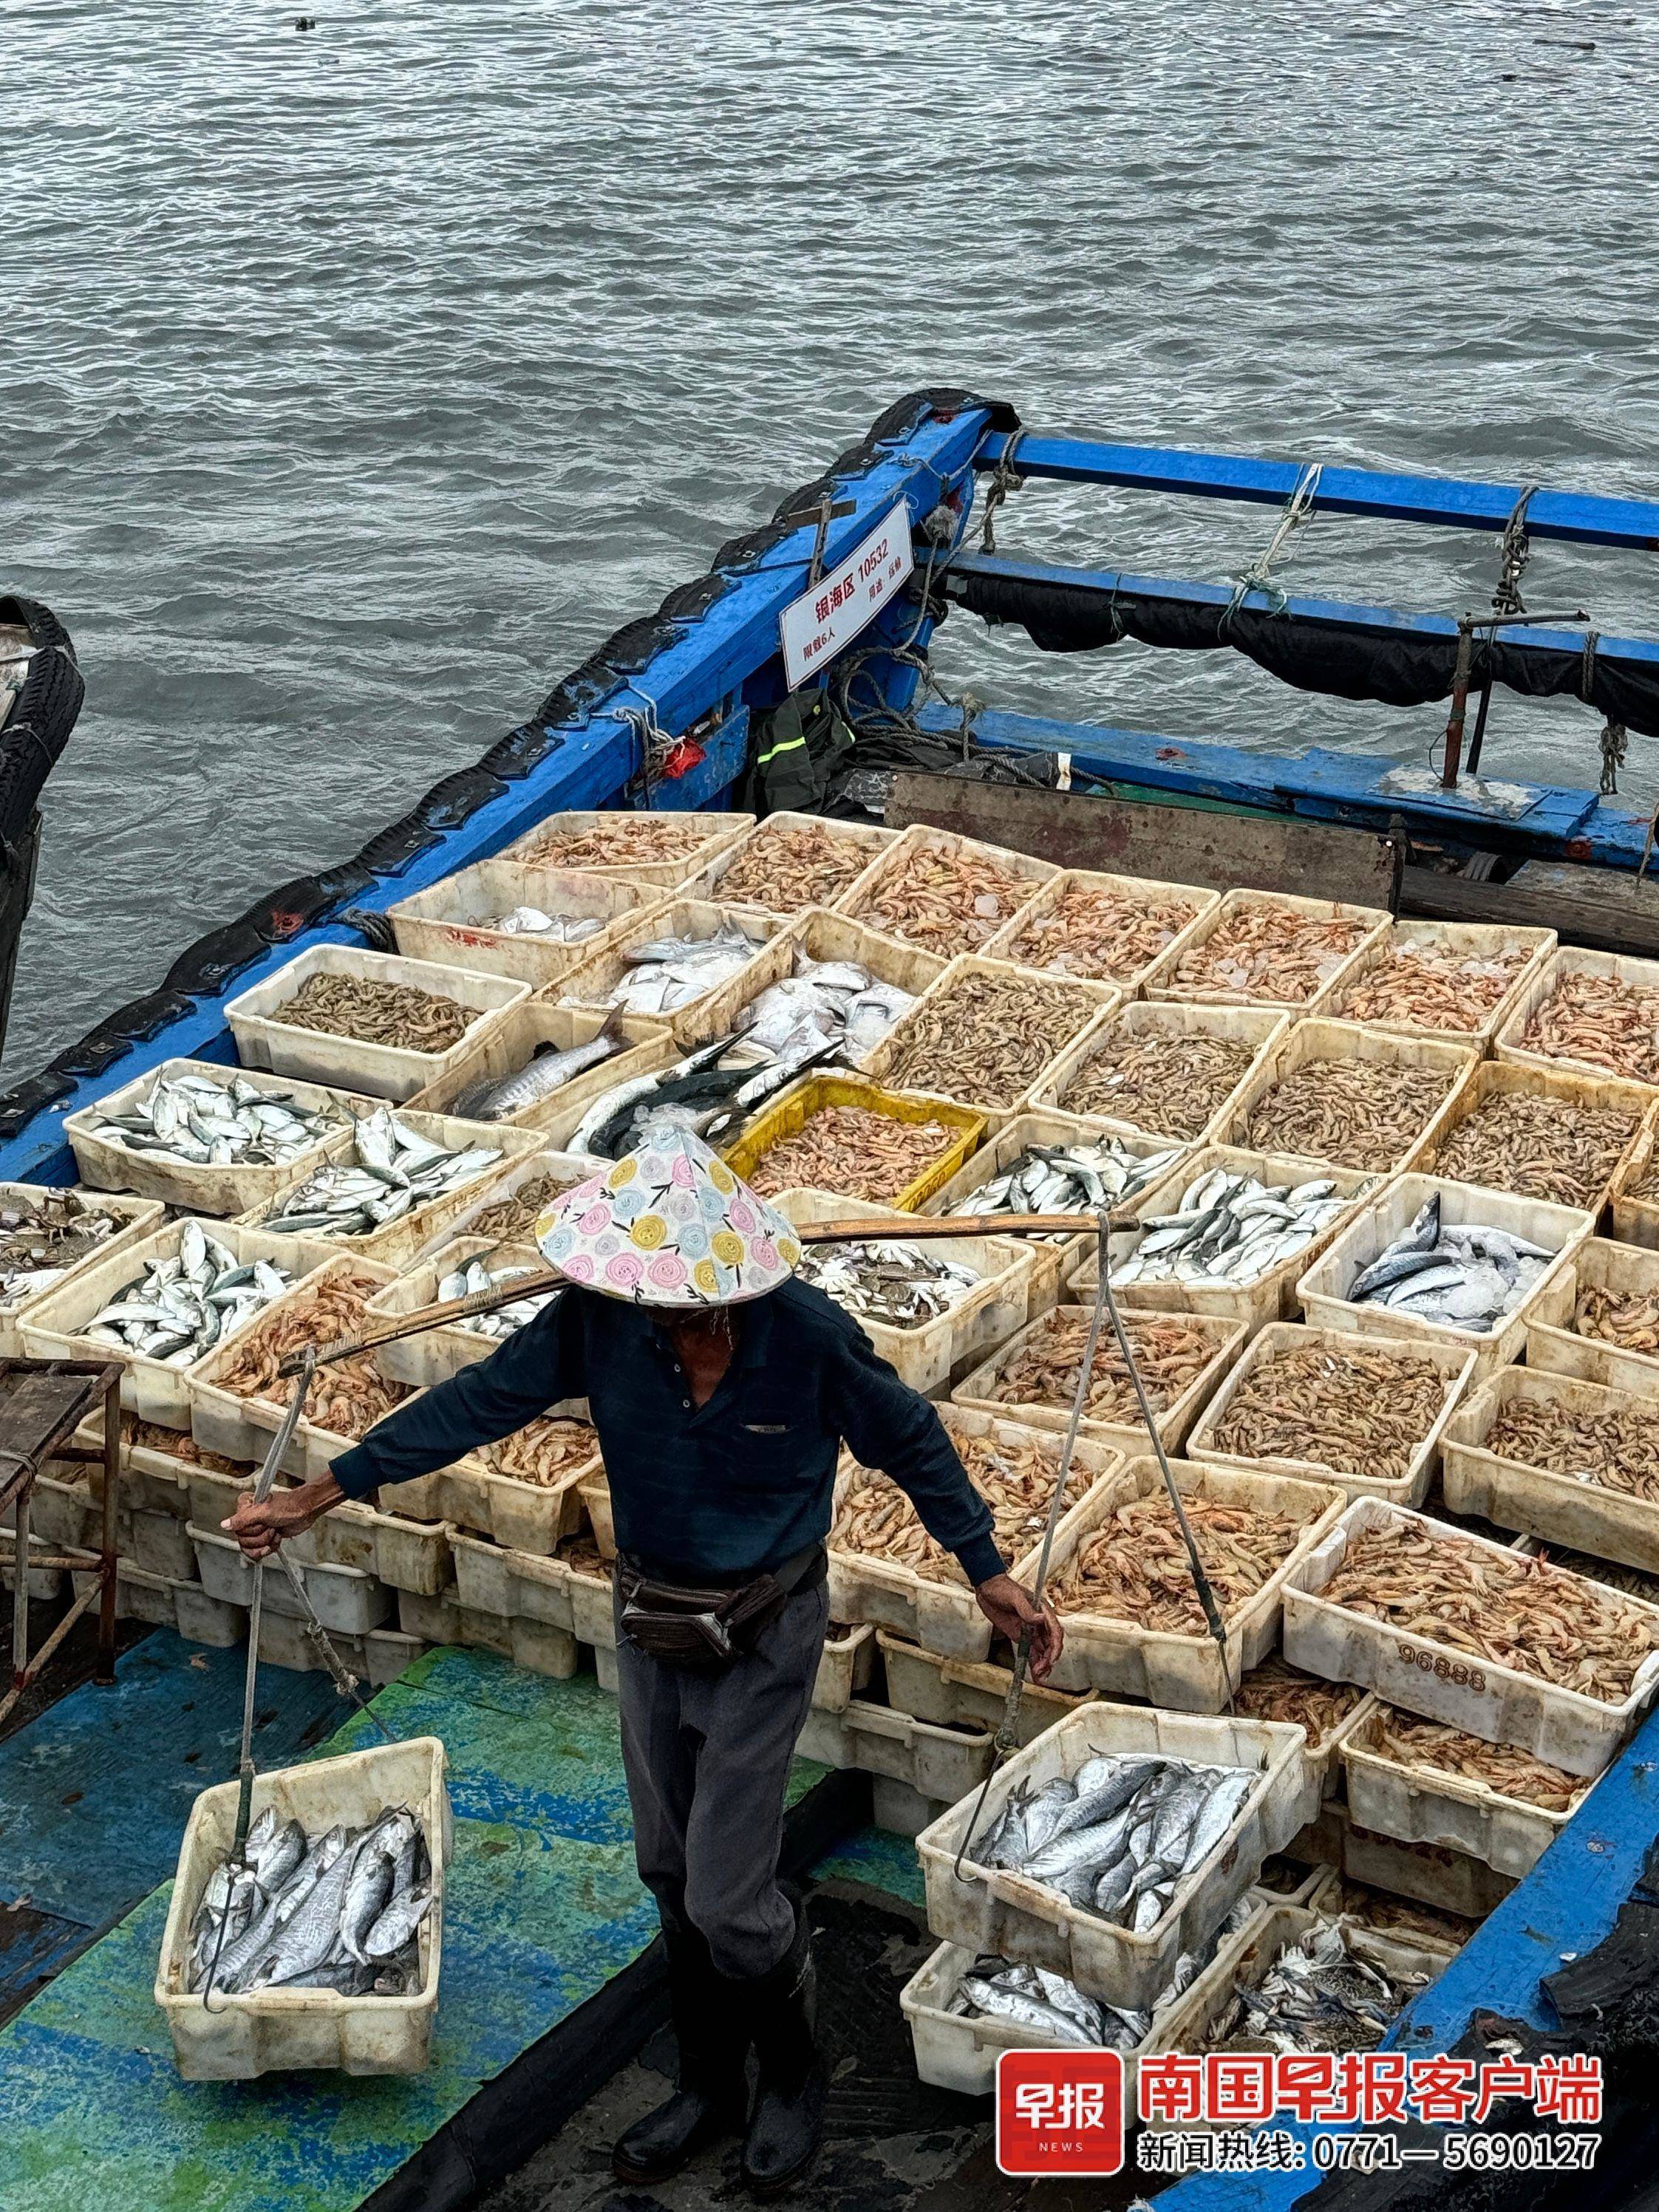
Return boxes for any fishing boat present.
[2,392,1658,2202]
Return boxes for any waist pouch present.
[617,1544,824,1670]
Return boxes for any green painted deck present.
[0,1645,863,2212]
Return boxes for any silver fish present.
[1112,1167,1362,1291]
[956,1141,1186,1235]
[364,1883,433,1961]
[85,1228,293,1365]
[975,1755,1261,1932]
[340,1843,395,1964]
[797,1241,978,1328]
[259,1107,502,1241]
[89,1070,342,1169]
[435,1252,558,1339]
[1347,1207,1553,1334]
[449,1011,627,1122]
[483,905,604,943]
[583,922,763,1017]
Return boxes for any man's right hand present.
[223,1475,343,1562]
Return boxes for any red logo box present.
[996,2049,1125,2176]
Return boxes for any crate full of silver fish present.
[63,1057,368,1218]
[155,1736,450,2078]
[18,1218,338,1427]
[768,1187,1036,1396]
[1296,1175,1594,1385]
[916,1703,1315,2009]
[364,1238,559,1390]
[901,1893,1261,2102]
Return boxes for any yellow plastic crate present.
[722,1073,985,1214]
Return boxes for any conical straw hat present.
[535,1127,803,1306]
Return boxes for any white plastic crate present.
[183,1462,454,1600]
[1280,1497,1659,1778]
[1324,917,1557,1047]
[812,1621,878,1715]
[499,808,754,890]
[393,1432,596,1555]
[386,858,662,986]
[675,813,899,919]
[1340,1702,1587,1880]
[1295,1173,1593,1385]
[364,1236,550,1390]
[226,945,529,1102]
[1495,945,1659,1092]
[862,952,1120,1121]
[1183,1320,1476,1510]
[826,1410,1121,1662]
[68,1560,244,1648]
[919,1109,1191,1312]
[551,899,795,1048]
[1033,1000,1288,1146]
[64,1059,369,1219]
[1217,1016,1481,1172]
[154,1735,449,2078]
[21,1218,339,1428]
[982,865,1222,995]
[1525,1235,1659,1399]
[876,1631,1093,1747]
[837,822,1057,958]
[1069,1144,1383,1342]
[1141,888,1392,1014]
[238,1107,545,1273]
[1421,1057,1657,1218]
[1441,1364,1659,1576]
[916,1701,1314,2009]
[1037,1456,1346,1710]
[188,1254,401,1472]
[797,1698,997,1803]
[190,1522,395,1635]
[769,1187,1036,1396]
[951,1302,1244,1459]
[1151,1902,1454,2077]
[900,1919,1266,2106]
[448,1532,616,1649]
[397,1588,579,1679]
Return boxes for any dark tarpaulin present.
[953,568,1659,738]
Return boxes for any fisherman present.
[225,1129,1060,2196]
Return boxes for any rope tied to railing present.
[978,430,1027,553]
[1222,461,1322,625]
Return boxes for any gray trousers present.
[613,1575,830,1981]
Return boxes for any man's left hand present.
[973,1573,1063,1682]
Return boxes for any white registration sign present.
[778,505,914,691]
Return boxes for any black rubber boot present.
[612,1928,750,2183]
[738,1912,826,2197]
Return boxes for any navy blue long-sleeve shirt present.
[331,1279,1006,1585]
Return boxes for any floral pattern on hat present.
[536,1128,802,1307]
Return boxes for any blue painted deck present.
[0,1640,851,2212]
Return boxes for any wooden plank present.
[1400,865,1659,960]
[886,772,1403,906]
[0,1374,103,1515]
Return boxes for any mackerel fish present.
[84,1222,293,1364]
[437,1250,559,1338]
[1346,1193,1553,1333]
[1111,1165,1360,1288]
[189,1803,433,1998]
[953,1896,1258,2051]
[86,1070,344,1170]
[954,1140,1186,1235]
[256,1107,501,1239]
[975,1752,1258,1933]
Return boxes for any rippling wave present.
[5,0,1655,1071]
